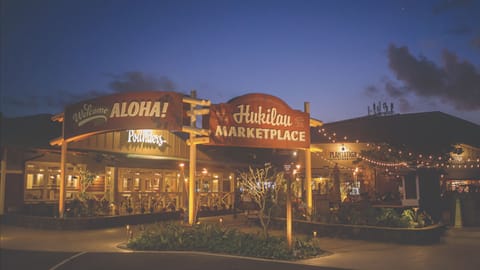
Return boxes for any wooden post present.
[59,139,67,218]
[283,164,293,250]
[188,90,197,225]
[454,197,462,228]
[58,118,68,218]
[304,102,312,219]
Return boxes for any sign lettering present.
[329,151,358,160]
[204,93,310,149]
[127,130,166,147]
[64,91,183,140]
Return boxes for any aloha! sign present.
[64,91,184,140]
[204,93,310,149]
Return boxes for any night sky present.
[2,0,479,125]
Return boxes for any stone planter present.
[271,218,446,244]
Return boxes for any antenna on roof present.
[368,101,395,116]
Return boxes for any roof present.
[1,114,62,149]
[0,114,266,168]
[311,111,480,152]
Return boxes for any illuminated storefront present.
[1,91,312,222]
[308,111,480,224]
[2,95,478,227]
[15,128,239,215]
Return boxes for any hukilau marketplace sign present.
[204,93,310,149]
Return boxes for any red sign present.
[204,93,310,149]
[64,91,184,140]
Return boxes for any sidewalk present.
[2,215,480,270]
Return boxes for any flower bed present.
[127,222,324,260]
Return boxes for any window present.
[67,175,78,188]
[404,175,418,199]
[26,174,34,189]
[164,172,177,192]
[24,162,82,202]
[122,178,132,191]
[134,178,140,191]
[36,173,44,187]
[145,179,152,191]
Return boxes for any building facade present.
[307,112,480,225]
[2,115,241,216]
[2,98,479,225]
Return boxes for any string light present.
[315,126,480,170]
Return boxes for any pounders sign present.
[64,91,184,140]
[204,93,310,149]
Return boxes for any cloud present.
[387,45,445,97]
[2,72,178,117]
[447,24,473,36]
[397,98,413,112]
[2,89,106,116]
[385,44,480,111]
[364,85,379,98]
[471,36,480,49]
[384,79,406,98]
[107,71,176,92]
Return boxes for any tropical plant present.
[238,163,286,238]
[401,208,433,228]
[78,168,96,200]
[127,222,323,260]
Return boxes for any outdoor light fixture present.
[126,225,133,241]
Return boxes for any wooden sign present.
[64,91,184,140]
[204,93,310,149]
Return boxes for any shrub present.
[401,208,433,228]
[375,208,409,227]
[332,205,434,228]
[127,222,323,260]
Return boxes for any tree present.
[78,169,96,200]
[238,163,285,238]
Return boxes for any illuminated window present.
[123,178,131,191]
[26,174,34,189]
[36,174,44,187]
[145,179,152,191]
[164,172,177,192]
[134,178,140,191]
[153,177,160,191]
[212,179,219,192]
[24,162,83,201]
[67,175,78,188]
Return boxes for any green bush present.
[127,222,323,260]
[332,205,434,228]
[375,208,407,227]
[400,208,433,228]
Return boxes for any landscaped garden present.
[127,221,324,260]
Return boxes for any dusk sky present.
[2,0,480,125]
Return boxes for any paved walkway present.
[1,215,480,270]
